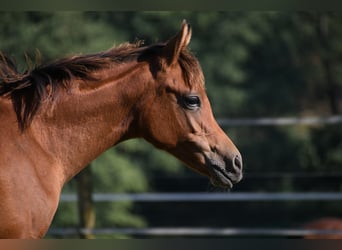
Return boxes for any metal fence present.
[49,191,342,238]
[49,115,342,238]
[60,192,342,202]
[217,115,342,127]
[48,226,342,238]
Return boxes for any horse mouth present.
[209,165,234,189]
[205,155,243,189]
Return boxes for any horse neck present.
[31,61,151,182]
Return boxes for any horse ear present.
[163,20,192,66]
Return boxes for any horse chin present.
[189,165,233,189]
[187,158,235,189]
[209,171,234,189]
[205,156,236,189]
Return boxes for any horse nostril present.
[233,155,243,171]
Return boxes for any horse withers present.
[0,20,242,238]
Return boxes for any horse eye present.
[182,95,201,110]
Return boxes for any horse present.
[0,20,242,238]
[303,217,342,239]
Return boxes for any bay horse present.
[303,217,342,239]
[0,20,242,238]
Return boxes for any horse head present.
[138,21,243,188]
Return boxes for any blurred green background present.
[1,12,342,237]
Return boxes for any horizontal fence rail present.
[53,115,342,238]
[217,115,342,127]
[47,227,342,237]
[56,115,342,238]
[60,192,342,202]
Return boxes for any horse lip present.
[210,167,234,189]
[207,160,235,188]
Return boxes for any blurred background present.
[1,12,342,238]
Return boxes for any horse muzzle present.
[206,153,243,188]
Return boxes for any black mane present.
[0,42,203,131]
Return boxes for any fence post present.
[76,164,95,239]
